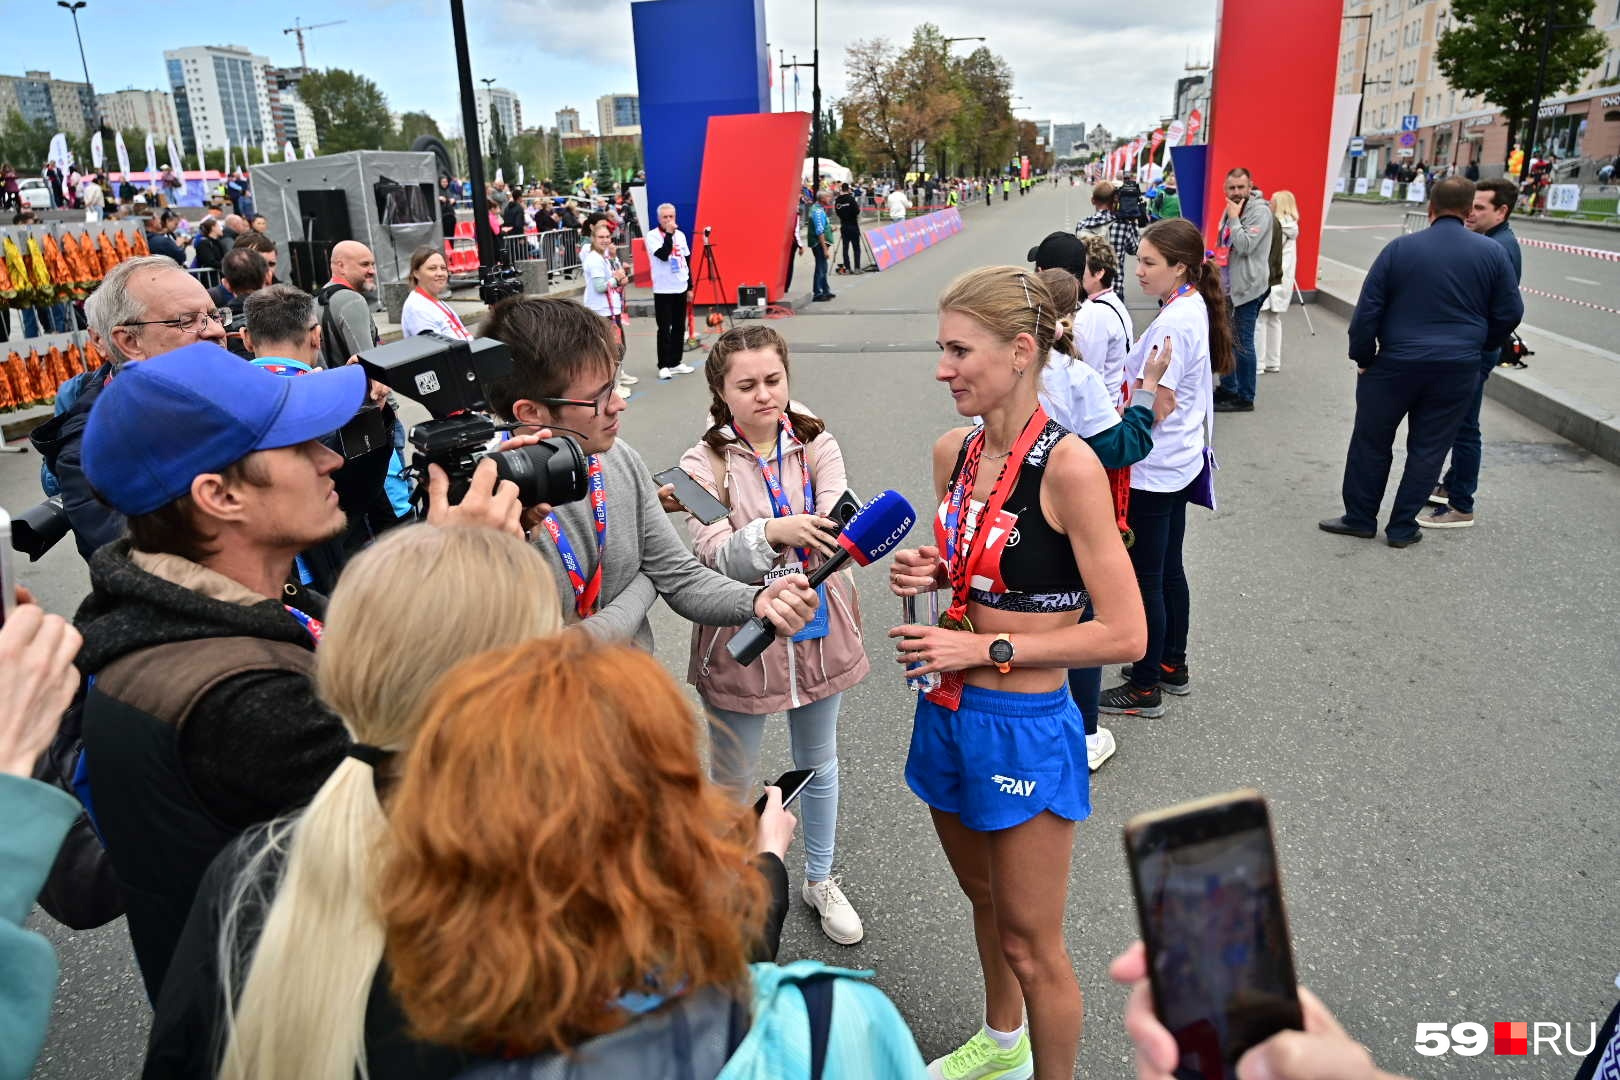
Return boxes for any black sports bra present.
[932,421,1089,614]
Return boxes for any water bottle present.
[901,589,941,693]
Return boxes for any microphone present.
[727,489,917,667]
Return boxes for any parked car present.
[17,177,51,209]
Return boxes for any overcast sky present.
[12,0,1218,142]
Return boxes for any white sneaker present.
[618,372,639,385]
[669,363,696,375]
[657,368,675,380]
[1087,728,1117,771]
[803,877,864,945]
[612,385,631,400]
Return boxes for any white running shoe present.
[618,372,639,385]
[1087,727,1117,771]
[668,363,696,375]
[802,877,864,945]
[613,385,631,400]
[658,368,675,380]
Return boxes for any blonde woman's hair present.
[216,525,561,1080]
[1270,189,1299,223]
[938,265,1061,376]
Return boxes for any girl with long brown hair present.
[889,265,1146,1079]
[1098,217,1233,721]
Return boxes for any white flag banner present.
[495,168,504,184]
[145,133,159,176]
[223,141,232,175]
[196,142,206,179]
[115,131,132,176]
[48,132,72,171]
[518,164,525,186]
[91,131,104,169]
[283,141,296,162]
[302,143,314,159]
[166,136,184,174]
[262,140,272,165]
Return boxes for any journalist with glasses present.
[31,256,233,561]
[480,295,821,650]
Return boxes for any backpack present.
[1115,179,1147,225]
[32,636,316,930]
[1267,211,1284,289]
[316,281,378,369]
[716,961,926,1080]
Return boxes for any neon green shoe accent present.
[926,1030,1034,1080]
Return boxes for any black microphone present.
[727,490,917,667]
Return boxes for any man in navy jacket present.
[1321,177,1522,547]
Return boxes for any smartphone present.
[753,768,816,815]
[1,508,16,627]
[654,466,730,525]
[826,489,862,531]
[1124,790,1302,1080]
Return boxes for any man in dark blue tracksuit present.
[1424,177,1524,529]
[1320,177,1522,547]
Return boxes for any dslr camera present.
[357,333,588,509]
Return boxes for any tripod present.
[690,230,733,333]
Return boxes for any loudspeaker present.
[288,240,335,294]
[297,189,352,245]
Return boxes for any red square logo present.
[1494,1021,1528,1055]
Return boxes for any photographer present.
[482,296,820,649]
[72,342,527,1002]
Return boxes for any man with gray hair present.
[31,255,230,560]
[649,202,695,379]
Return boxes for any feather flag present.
[283,141,296,162]
[115,131,131,177]
[166,136,184,174]
[48,133,72,171]
[223,141,232,175]
[91,131,104,169]
[303,143,314,160]
[145,133,158,176]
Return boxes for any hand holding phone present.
[654,466,730,525]
[753,768,815,815]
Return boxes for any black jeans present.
[1123,484,1192,689]
[840,228,861,271]
[653,291,687,370]
[1340,363,1478,540]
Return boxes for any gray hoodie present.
[535,439,757,650]
[1222,195,1274,307]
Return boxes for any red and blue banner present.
[862,207,964,271]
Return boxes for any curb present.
[1315,280,1620,468]
[1331,194,1620,232]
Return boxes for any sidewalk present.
[1315,255,1620,466]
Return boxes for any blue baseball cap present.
[84,341,366,516]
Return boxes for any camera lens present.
[490,436,589,507]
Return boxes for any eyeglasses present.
[535,365,621,417]
[120,308,234,334]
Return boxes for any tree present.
[839,27,959,179]
[594,141,614,192]
[296,68,393,153]
[947,46,1016,179]
[0,110,54,172]
[552,135,571,187]
[487,109,516,185]
[387,110,441,151]
[1436,0,1606,163]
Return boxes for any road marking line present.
[1565,276,1600,286]
[1323,224,1402,230]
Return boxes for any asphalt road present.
[1322,200,1620,354]
[8,183,1619,1078]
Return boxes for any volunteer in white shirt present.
[650,202,697,381]
[581,218,639,396]
[885,186,911,223]
[1073,236,1134,402]
[400,247,470,339]
[1100,219,1233,721]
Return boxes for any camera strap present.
[541,455,607,618]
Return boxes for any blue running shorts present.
[906,683,1091,832]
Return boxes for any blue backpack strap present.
[797,975,836,1080]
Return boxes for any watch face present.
[989,638,1014,665]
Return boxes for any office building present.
[97,89,181,141]
[1051,122,1087,158]
[476,85,522,138]
[556,107,581,135]
[596,93,641,136]
[0,70,95,136]
[164,45,276,154]
[267,67,319,154]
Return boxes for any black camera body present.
[479,265,524,306]
[358,333,588,509]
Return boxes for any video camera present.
[479,263,524,306]
[357,333,588,509]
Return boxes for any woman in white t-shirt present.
[399,247,470,339]
[1099,218,1233,720]
[1071,235,1134,402]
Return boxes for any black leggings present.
[1123,484,1192,688]
[653,292,686,370]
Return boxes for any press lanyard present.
[541,455,607,617]
[414,288,469,338]
[283,605,324,644]
[734,418,815,564]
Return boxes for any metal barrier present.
[538,228,581,284]
[188,266,220,290]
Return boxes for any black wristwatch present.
[988,633,1015,674]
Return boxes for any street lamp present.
[478,76,496,151]
[943,36,985,49]
[57,1,102,143]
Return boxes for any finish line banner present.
[863,208,963,270]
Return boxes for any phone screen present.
[654,467,730,526]
[1127,796,1301,1079]
[753,768,816,815]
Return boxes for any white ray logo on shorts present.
[992,774,1036,797]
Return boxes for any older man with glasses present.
[31,256,233,561]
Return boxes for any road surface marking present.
[1565,276,1600,286]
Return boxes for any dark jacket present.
[145,827,789,1079]
[75,543,345,1001]
[1348,216,1522,368]
[29,365,124,561]
[1486,220,1522,284]
[501,199,526,236]
[833,192,861,232]
[191,235,225,273]
[146,231,187,267]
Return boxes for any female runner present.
[890,266,1146,1080]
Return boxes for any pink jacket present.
[681,429,869,714]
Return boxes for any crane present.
[282,17,346,69]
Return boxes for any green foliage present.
[487,109,517,186]
[553,137,572,185]
[393,111,442,149]
[297,68,394,153]
[594,141,614,192]
[1436,0,1606,159]
[0,110,54,172]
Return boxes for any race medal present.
[937,611,975,634]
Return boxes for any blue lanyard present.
[541,455,607,617]
[734,418,815,564]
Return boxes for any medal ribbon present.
[541,455,607,618]
[283,605,324,645]
[414,287,470,339]
[734,417,815,565]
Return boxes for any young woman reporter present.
[889,266,1146,1080]
[1099,219,1234,720]
[143,526,802,1080]
[380,635,926,1077]
[679,324,869,946]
